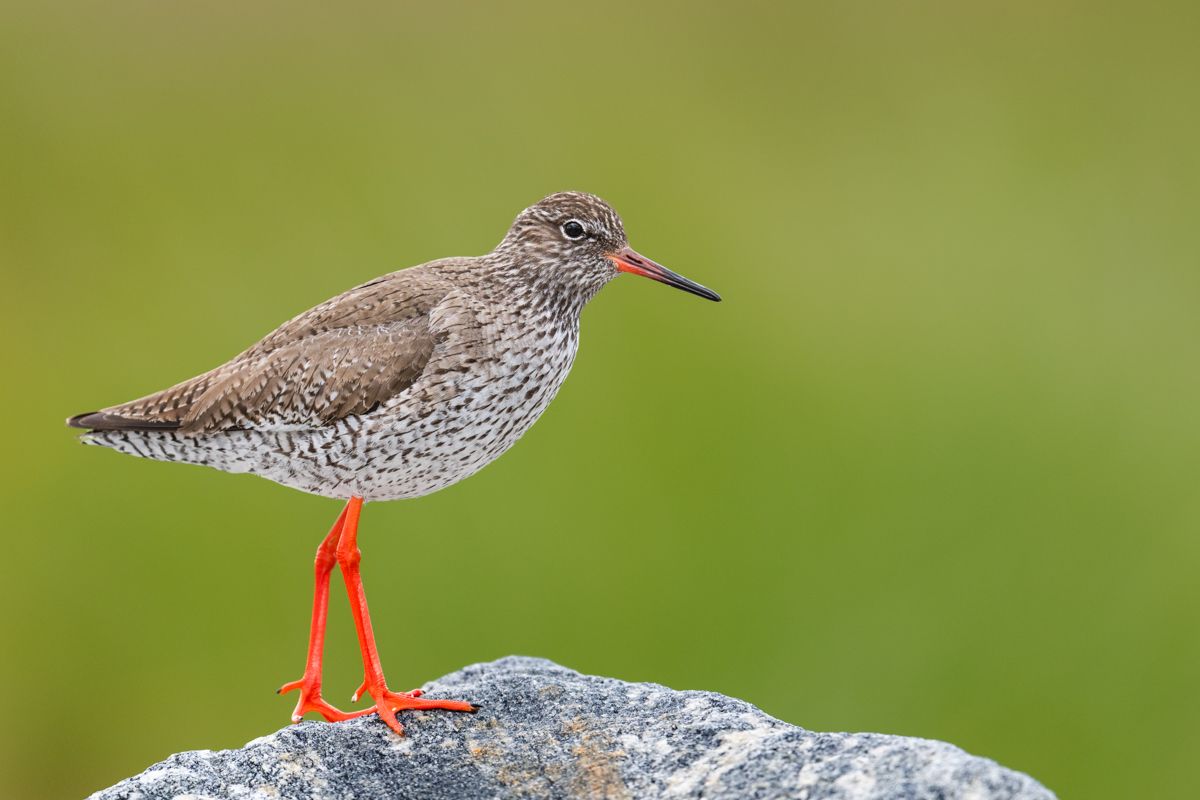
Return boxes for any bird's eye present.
[561,220,586,240]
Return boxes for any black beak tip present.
[686,284,721,302]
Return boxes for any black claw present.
[470,703,482,711]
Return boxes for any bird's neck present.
[484,254,609,324]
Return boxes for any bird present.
[67,190,720,735]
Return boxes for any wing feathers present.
[68,267,463,435]
[177,320,437,433]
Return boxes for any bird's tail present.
[67,411,182,432]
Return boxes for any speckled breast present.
[260,314,581,501]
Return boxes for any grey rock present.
[89,656,1055,800]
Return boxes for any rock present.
[89,656,1054,800]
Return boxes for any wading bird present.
[68,191,720,734]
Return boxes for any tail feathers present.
[67,411,181,432]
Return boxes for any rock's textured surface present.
[90,656,1054,800]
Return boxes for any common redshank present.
[68,191,720,734]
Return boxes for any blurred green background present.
[2,2,1197,797]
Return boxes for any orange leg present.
[335,496,478,734]
[276,503,372,723]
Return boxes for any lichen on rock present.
[89,656,1055,800]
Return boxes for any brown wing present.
[69,263,464,434]
[178,318,438,432]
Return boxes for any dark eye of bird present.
[561,220,585,240]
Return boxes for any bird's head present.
[495,191,721,307]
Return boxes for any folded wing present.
[69,268,458,434]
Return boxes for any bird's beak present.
[608,246,721,302]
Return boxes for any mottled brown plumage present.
[66,190,720,735]
[76,269,451,434]
[69,191,720,501]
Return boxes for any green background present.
[2,2,1197,798]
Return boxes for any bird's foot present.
[277,676,372,724]
[351,678,429,703]
[353,679,480,735]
